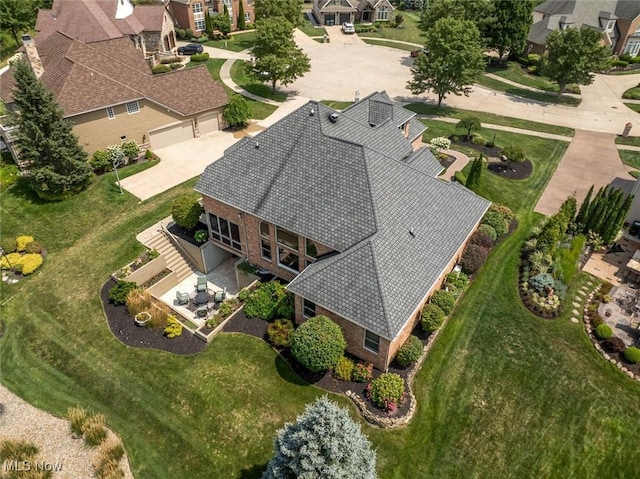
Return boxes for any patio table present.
[194,291,210,305]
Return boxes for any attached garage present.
[339,13,350,24]
[198,112,220,135]
[149,121,194,149]
[324,13,335,26]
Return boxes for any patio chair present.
[176,291,189,305]
[196,274,207,292]
[196,306,208,318]
[214,287,227,303]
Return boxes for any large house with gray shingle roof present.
[195,92,490,370]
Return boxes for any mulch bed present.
[167,221,208,247]
[594,336,640,377]
[101,279,206,355]
[454,140,501,159]
[438,154,456,169]
[487,158,532,180]
[223,310,420,420]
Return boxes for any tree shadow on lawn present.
[236,462,267,479]
[4,177,49,205]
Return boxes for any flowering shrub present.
[194,230,208,243]
[368,373,405,411]
[352,361,373,382]
[164,315,183,338]
[430,136,451,151]
[120,140,140,161]
[107,145,126,166]
[19,254,43,275]
[0,253,23,271]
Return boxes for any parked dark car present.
[177,44,204,55]
[630,220,640,236]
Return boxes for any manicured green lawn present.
[623,84,640,99]
[357,11,425,45]
[619,149,640,171]
[623,102,640,113]
[230,60,287,102]
[476,75,582,107]
[320,100,354,110]
[298,15,326,37]
[406,103,575,137]
[361,38,416,51]
[204,31,256,52]
[616,135,640,147]
[487,61,577,94]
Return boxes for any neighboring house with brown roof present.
[0,33,228,155]
[526,0,640,56]
[312,0,393,26]
[195,92,490,370]
[35,0,176,57]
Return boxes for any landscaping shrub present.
[352,361,373,382]
[396,335,423,367]
[125,288,152,317]
[164,315,183,338]
[528,273,555,293]
[527,53,540,65]
[95,456,124,479]
[171,194,203,230]
[1,237,16,254]
[25,241,43,254]
[490,203,515,221]
[20,253,43,275]
[267,318,294,347]
[446,271,468,291]
[291,315,346,372]
[471,134,487,146]
[67,406,88,437]
[185,28,193,38]
[148,302,170,329]
[151,64,171,74]
[90,150,111,173]
[190,52,210,62]
[462,244,488,275]
[243,281,293,321]
[82,414,108,447]
[430,290,456,315]
[108,281,138,306]
[623,346,640,364]
[0,438,38,461]
[333,356,354,381]
[170,62,182,70]
[369,373,405,409]
[120,140,140,161]
[604,336,626,353]
[194,229,208,243]
[175,28,186,39]
[595,324,613,340]
[421,303,445,333]
[482,210,509,237]
[478,223,497,242]
[0,252,23,271]
[611,60,629,68]
[591,313,604,327]
[16,235,34,251]
[470,230,494,250]
[145,149,154,160]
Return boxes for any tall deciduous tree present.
[488,0,533,63]
[11,60,93,200]
[223,94,251,128]
[0,0,37,44]
[211,8,231,37]
[420,0,493,42]
[407,18,485,107]
[262,396,377,479]
[254,0,301,27]
[251,18,310,92]
[542,27,611,96]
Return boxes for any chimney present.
[22,35,44,79]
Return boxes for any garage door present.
[199,113,220,135]
[149,121,193,149]
[339,13,350,24]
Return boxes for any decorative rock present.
[572,302,581,308]
[572,309,579,316]
[571,317,579,323]
[627,371,635,378]
[610,358,617,364]
[595,343,602,351]
[603,353,610,360]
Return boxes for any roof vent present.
[329,112,338,123]
[310,108,315,116]
[409,228,415,238]
[255,140,259,149]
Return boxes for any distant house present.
[527,0,640,56]
[210,0,255,32]
[35,0,176,56]
[168,0,255,35]
[0,33,227,156]
[195,92,490,370]
[312,0,393,26]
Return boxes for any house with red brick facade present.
[194,92,490,370]
[168,0,254,35]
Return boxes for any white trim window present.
[244,12,251,23]
[605,20,615,32]
[259,221,271,261]
[106,106,115,120]
[303,299,316,318]
[364,330,380,354]
[193,2,205,32]
[276,226,299,273]
[376,5,389,21]
[126,101,140,115]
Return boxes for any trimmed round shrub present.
[171,194,203,230]
[462,244,488,275]
[25,241,43,254]
[333,356,354,381]
[482,211,509,237]
[352,361,373,382]
[603,336,626,353]
[623,346,640,364]
[19,253,43,275]
[290,315,347,373]
[421,303,445,333]
[478,223,497,242]
[470,230,494,250]
[243,281,293,321]
[152,64,171,74]
[396,335,423,367]
[369,373,405,408]
[595,324,613,340]
[471,134,487,146]
[267,318,294,347]
[108,281,138,306]
[16,235,34,252]
[430,290,456,315]
[90,150,110,173]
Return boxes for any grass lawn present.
[619,149,640,171]
[616,135,640,147]
[230,60,287,102]
[475,75,582,107]
[487,62,571,94]
[406,103,575,137]
[320,100,354,110]
[623,102,640,114]
[357,11,425,45]
[360,38,416,51]
[204,31,256,52]
[298,15,326,37]
[622,83,640,99]
[3,121,640,478]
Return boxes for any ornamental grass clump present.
[333,356,354,381]
[82,414,108,447]
[67,406,88,437]
[290,315,346,372]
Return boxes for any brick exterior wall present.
[616,16,640,56]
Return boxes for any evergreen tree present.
[603,194,634,244]
[262,396,377,479]
[575,184,594,226]
[11,60,93,200]
[237,0,246,31]
[205,9,213,37]
[584,187,604,234]
[466,155,483,192]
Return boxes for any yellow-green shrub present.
[0,253,22,271]
[164,315,183,338]
[20,253,43,275]
[16,235,34,251]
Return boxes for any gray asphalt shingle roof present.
[195,96,489,340]
[403,148,443,177]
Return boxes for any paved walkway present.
[534,130,634,216]
[438,148,470,181]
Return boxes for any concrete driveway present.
[324,25,365,45]
[534,130,634,216]
[119,130,239,201]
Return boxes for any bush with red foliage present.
[604,336,626,353]
[470,230,495,250]
[462,244,488,275]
